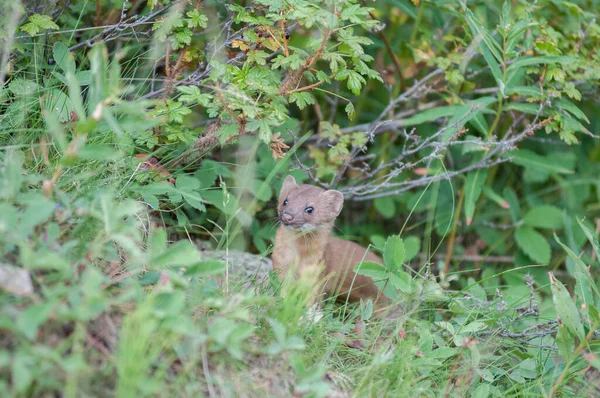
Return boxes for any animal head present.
[277,175,344,232]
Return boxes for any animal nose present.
[281,212,293,223]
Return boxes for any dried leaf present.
[269,132,290,160]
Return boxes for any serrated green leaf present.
[515,226,551,264]
[523,206,564,229]
[176,175,201,190]
[345,101,355,120]
[20,14,59,36]
[389,269,411,293]
[354,261,388,282]
[383,235,405,271]
[289,92,315,110]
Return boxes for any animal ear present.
[322,190,344,216]
[279,175,297,199]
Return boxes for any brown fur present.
[272,176,384,304]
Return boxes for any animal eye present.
[305,207,313,214]
[283,199,288,206]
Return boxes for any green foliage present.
[20,14,59,36]
[2,0,600,396]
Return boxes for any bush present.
[1,0,600,396]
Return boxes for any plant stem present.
[443,186,465,276]
[410,2,426,44]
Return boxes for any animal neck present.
[278,223,333,259]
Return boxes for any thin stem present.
[443,186,465,275]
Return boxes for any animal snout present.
[281,212,294,223]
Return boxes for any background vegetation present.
[1,0,600,396]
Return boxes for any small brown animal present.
[272,175,384,305]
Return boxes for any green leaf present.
[216,124,239,144]
[555,98,589,124]
[404,236,420,262]
[389,270,411,293]
[401,106,465,126]
[503,187,520,222]
[463,6,502,63]
[345,101,356,121]
[383,235,405,271]
[354,261,388,282]
[184,260,226,277]
[289,92,315,110]
[13,351,34,393]
[505,86,542,98]
[422,279,445,302]
[186,9,208,28]
[247,50,269,65]
[515,226,551,264]
[150,241,200,268]
[139,271,161,286]
[17,303,52,340]
[472,383,490,398]
[53,42,75,74]
[176,175,201,190]
[20,14,59,36]
[246,119,272,143]
[19,194,55,234]
[549,272,585,340]
[509,149,574,174]
[577,218,600,260]
[0,150,23,200]
[554,234,597,314]
[506,56,576,73]
[374,196,395,219]
[77,144,123,161]
[464,168,488,226]
[177,85,212,106]
[523,206,564,229]
[346,70,366,95]
[43,89,76,123]
[388,0,416,18]
[482,186,509,209]
[555,324,574,363]
[480,45,504,94]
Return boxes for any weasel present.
[272,175,384,304]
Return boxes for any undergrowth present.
[2,0,600,397]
